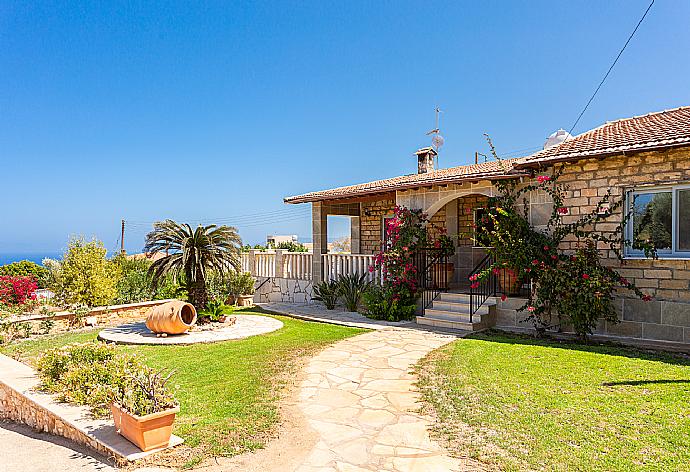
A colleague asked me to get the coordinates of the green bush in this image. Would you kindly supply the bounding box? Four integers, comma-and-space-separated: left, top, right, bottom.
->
275, 241, 308, 252
360, 284, 417, 321
337, 273, 370, 312
199, 299, 235, 322
35, 342, 177, 417
112, 255, 181, 304
0, 261, 49, 288
51, 238, 120, 307
312, 279, 340, 310
227, 271, 255, 298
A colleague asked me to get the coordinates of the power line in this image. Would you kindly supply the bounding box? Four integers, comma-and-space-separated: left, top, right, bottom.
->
568, 0, 655, 135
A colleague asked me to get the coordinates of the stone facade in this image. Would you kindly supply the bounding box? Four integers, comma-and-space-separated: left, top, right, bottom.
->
254, 276, 314, 304
552, 146, 690, 303
360, 198, 396, 255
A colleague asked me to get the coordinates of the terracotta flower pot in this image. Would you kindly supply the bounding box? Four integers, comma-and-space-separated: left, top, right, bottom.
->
431, 262, 455, 289
235, 294, 254, 307
498, 268, 521, 295
111, 403, 179, 452
145, 300, 197, 335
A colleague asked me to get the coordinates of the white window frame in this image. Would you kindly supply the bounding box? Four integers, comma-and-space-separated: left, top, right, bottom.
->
625, 184, 690, 259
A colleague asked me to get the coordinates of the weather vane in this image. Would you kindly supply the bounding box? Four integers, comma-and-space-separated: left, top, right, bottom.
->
426, 107, 444, 169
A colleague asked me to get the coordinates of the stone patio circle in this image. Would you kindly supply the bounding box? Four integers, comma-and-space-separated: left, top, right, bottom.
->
98, 314, 283, 345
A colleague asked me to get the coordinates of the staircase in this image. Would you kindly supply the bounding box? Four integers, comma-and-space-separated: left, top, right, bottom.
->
416, 292, 497, 331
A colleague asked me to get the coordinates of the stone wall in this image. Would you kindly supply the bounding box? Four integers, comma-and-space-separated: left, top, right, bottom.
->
254, 277, 314, 304
553, 146, 690, 303
360, 199, 396, 255
522, 146, 690, 339
0, 355, 119, 462
494, 296, 690, 348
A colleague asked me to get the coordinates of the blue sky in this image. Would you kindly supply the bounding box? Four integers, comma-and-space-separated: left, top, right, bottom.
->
2, 0, 689, 256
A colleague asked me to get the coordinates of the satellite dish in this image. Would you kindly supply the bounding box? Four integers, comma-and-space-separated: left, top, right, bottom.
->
432, 134, 445, 149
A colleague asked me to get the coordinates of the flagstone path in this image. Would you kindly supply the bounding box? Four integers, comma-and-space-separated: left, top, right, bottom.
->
292, 327, 479, 472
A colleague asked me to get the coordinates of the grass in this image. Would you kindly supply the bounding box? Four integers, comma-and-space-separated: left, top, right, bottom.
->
416, 330, 690, 472
1, 309, 364, 468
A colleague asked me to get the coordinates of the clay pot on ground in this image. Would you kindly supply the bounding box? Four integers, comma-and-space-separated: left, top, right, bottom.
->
225, 294, 254, 307
111, 403, 179, 452
498, 268, 522, 295
431, 262, 455, 290
145, 301, 197, 335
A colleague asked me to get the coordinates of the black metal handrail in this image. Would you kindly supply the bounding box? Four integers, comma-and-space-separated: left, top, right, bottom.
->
414, 246, 450, 315
468, 253, 497, 323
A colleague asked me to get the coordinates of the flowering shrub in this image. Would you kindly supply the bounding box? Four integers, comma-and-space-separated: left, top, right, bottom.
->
474, 137, 655, 338
0, 275, 38, 306
0, 261, 49, 288
363, 205, 454, 321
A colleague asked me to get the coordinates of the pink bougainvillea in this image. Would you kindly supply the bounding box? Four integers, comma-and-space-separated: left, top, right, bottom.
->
0, 275, 37, 306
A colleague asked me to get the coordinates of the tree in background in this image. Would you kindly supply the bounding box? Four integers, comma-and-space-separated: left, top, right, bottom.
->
144, 220, 242, 309
0, 260, 49, 288
51, 237, 120, 307
330, 237, 351, 253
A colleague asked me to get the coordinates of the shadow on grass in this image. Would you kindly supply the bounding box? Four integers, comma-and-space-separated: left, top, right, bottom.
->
602, 379, 690, 386
465, 329, 690, 367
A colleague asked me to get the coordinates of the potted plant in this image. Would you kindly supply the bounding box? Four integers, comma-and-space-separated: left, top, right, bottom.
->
225, 271, 256, 307
111, 367, 179, 452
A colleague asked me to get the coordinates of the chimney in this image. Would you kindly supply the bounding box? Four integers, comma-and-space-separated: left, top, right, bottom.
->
414, 147, 437, 174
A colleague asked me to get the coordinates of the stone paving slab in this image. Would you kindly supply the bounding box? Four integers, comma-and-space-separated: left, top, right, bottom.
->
98, 314, 283, 345
293, 327, 479, 471
258, 302, 415, 330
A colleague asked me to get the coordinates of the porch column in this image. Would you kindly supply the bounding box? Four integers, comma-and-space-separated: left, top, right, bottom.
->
311, 202, 328, 284
350, 214, 361, 254
445, 199, 459, 284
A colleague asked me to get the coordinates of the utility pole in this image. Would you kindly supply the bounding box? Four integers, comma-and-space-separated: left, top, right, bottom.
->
120, 219, 125, 254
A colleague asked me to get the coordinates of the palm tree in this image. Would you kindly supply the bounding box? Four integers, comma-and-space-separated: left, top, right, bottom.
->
144, 220, 242, 308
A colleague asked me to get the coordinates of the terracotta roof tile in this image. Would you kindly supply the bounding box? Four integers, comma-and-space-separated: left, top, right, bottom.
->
284, 158, 526, 204
519, 106, 690, 166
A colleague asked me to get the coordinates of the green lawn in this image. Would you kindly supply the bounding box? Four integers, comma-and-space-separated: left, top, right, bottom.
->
417, 331, 690, 472
1, 309, 364, 468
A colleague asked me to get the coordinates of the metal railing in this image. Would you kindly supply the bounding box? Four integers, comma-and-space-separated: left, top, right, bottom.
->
414, 246, 450, 315
468, 254, 498, 322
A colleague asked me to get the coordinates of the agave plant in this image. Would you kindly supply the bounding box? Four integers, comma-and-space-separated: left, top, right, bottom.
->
144, 220, 242, 309
337, 273, 371, 312
312, 279, 340, 310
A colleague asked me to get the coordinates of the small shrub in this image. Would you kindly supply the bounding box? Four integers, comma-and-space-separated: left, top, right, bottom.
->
360, 285, 417, 322
227, 271, 256, 298
337, 273, 370, 312
199, 299, 235, 322
51, 237, 120, 307
35, 342, 177, 417
0, 261, 49, 288
275, 241, 308, 252
116, 367, 177, 417
312, 280, 340, 310
0, 275, 38, 306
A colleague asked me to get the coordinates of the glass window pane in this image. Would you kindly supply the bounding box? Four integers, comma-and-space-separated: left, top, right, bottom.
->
678, 190, 690, 251
632, 191, 672, 252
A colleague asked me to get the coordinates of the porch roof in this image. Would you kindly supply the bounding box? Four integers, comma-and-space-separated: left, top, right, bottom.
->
517, 106, 690, 167
284, 158, 527, 204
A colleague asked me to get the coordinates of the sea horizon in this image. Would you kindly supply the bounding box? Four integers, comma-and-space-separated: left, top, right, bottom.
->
0, 252, 63, 266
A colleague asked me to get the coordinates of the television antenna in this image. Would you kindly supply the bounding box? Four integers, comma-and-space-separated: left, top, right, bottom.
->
426, 107, 444, 169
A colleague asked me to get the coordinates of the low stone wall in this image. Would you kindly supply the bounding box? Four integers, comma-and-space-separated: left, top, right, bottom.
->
254, 277, 314, 305
495, 296, 690, 350
0, 353, 182, 461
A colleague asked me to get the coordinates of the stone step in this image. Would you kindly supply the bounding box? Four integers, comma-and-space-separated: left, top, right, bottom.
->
423, 308, 483, 323
416, 315, 481, 331
430, 300, 490, 315
436, 292, 497, 305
